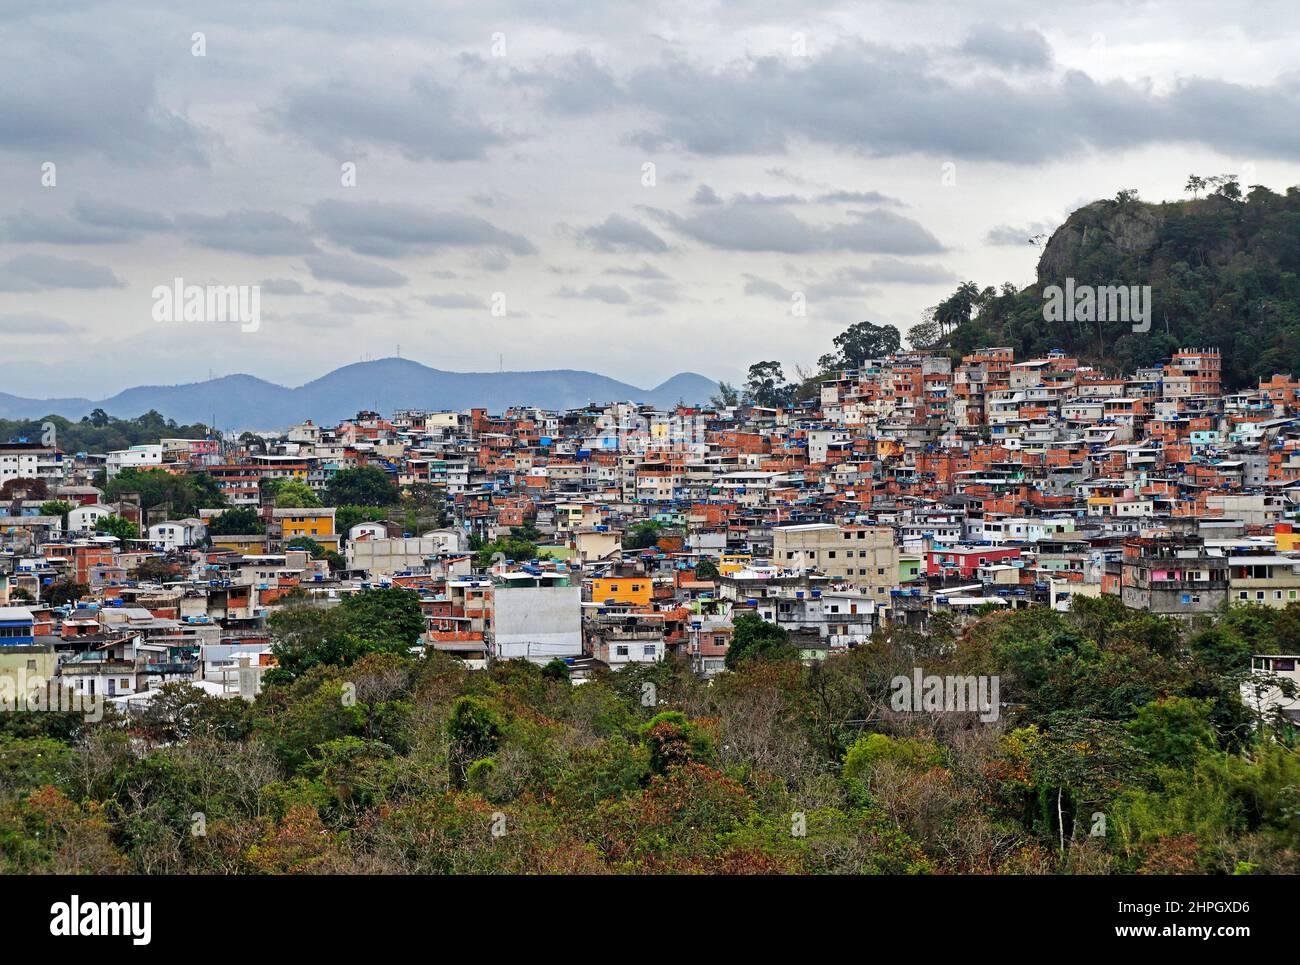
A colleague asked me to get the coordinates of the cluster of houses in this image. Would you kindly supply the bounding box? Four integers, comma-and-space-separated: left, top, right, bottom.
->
1, 344, 1299, 722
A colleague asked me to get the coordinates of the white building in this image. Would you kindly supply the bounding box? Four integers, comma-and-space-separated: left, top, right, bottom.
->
147, 518, 207, 551
489, 573, 582, 663
106, 444, 163, 477
66, 504, 115, 533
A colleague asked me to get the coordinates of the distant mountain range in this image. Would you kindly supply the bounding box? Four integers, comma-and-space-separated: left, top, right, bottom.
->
0, 358, 719, 431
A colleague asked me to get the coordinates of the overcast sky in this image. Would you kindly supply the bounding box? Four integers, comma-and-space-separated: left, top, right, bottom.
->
2, 0, 1299, 399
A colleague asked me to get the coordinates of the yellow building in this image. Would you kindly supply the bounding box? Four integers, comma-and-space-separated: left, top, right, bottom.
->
210, 534, 268, 553
0, 645, 58, 695
589, 575, 652, 607
1276, 528, 1300, 552
719, 553, 752, 576
272, 507, 336, 538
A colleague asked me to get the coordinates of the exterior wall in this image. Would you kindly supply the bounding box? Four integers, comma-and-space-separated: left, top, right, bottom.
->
346, 537, 443, 575
491, 585, 582, 661
589, 576, 652, 606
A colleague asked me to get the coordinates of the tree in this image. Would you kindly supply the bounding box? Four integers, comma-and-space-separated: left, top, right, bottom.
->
474, 537, 538, 568
265, 478, 320, 508
40, 500, 73, 527
1184, 174, 1207, 199
623, 520, 663, 551
134, 558, 183, 582
831, 320, 901, 368
744, 361, 793, 409
709, 382, 740, 408
694, 558, 720, 581
286, 537, 326, 559
325, 466, 398, 507
338, 587, 425, 651
94, 515, 137, 541
207, 507, 265, 536
932, 281, 981, 338
541, 659, 571, 681
44, 578, 88, 607
724, 614, 793, 669
0, 477, 48, 500
1211, 175, 1242, 201
103, 468, 224, 517
906, 314, 941, 350
1127, 697, 1217, 769
267, 588, 422, 681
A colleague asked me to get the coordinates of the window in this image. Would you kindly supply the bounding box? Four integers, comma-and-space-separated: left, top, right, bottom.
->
615, 646, 629, 657
643, 645, 656, 656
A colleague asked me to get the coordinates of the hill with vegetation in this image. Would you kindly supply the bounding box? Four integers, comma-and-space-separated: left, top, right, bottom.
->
915, 179, 1300, 389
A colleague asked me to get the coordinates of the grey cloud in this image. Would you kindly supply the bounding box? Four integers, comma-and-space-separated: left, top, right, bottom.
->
576, 214, 669, 253
601, 43, 1300, 162
0, 312, 79, 334
304, 253, 408, 288
474, 250, 511, 271
527, 50, 623, 114
742, 274, 793, 299
73, 198, 173, 232
0, 253, 125, 291
985, 221, 1057, 245
311, 200, 536, 257
5, 199, 174, 245
176, 210, 318, 255
604, 262, 669, 280
0, 51, 208, 163
261, 278, 308, 295
647, 198, 944, 253
277, 77, 501, 161
959, 24, 1053, 71
693, 185, 723, 205
557, 283, 631, 304
816, 190, 903, 206
422, 293, 485, 309
635, 280, 684, 303
827, 258, 957, 285
3, 210, 131, 244
326, 292, 387, 313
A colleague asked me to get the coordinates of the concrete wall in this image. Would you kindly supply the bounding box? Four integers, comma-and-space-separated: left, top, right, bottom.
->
492, 585, 581, 662
347, 537, 445, 575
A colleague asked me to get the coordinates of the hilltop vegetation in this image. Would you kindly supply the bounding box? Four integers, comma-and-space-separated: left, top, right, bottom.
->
1, 592, 1296, 875
0, 409, 210, 455
919, 181, 1300, 390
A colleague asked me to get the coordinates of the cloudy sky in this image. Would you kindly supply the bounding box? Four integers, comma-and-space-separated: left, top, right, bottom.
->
2, 0, 1299, 399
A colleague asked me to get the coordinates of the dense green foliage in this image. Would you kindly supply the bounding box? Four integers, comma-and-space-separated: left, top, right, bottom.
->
94, 514, 138, 541
264, 478, 320, 508
0, 410, 209, 457
1, 595, 1296, 874
104, 468, 225, 518
939, 185, 1300, 390
325, 466, 399, 507
206, 507, 264, 536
